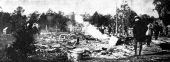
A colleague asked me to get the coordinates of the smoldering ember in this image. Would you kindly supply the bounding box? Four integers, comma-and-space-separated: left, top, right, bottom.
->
0, 0, 170, 62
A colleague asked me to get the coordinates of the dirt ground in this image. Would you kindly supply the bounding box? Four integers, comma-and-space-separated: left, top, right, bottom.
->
79, 37, 170, 62
0, 34, 170, 62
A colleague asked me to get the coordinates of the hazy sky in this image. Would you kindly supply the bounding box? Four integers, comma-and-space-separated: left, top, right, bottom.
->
0, 0, 158, 17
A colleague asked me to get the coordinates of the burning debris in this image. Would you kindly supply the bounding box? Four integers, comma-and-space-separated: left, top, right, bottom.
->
32, 28, 136, 62
27, 14, 140, 62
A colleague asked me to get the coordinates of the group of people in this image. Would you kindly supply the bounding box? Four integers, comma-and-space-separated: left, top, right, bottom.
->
133, 16, 163, 56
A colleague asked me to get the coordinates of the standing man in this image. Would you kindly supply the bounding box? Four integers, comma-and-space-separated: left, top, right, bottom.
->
153, 22, 160, 40
133, 16, 147, 55
146, 23, 154, 47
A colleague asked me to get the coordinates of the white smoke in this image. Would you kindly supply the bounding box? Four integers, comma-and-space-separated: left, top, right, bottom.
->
75, 14, 109, 39
83, 23, 119, 46
82, 22, 109, 40
75, 14, 118, 46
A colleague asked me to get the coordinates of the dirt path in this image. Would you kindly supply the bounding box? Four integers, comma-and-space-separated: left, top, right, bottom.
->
80, 37, 170, 62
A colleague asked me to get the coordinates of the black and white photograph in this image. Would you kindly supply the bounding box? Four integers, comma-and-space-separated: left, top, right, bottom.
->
0, 0, 170, 62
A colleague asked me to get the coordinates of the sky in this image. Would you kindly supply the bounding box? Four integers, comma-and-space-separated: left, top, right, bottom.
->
0, 0, 158, 17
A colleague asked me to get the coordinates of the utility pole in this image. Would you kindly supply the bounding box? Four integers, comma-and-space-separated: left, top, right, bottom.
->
115, 1, 118, 35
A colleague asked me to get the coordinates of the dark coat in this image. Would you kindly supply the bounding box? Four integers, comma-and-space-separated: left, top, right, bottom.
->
133, 21, 147, 42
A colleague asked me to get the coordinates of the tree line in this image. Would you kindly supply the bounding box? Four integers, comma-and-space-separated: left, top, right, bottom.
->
82, 1, 156, 35
0, 6, 74, 34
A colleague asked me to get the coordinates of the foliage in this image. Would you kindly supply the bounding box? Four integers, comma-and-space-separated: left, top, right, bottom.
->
153, 0, 170, 26
116, 2, 137, 28
10, 6, 27, 33
84, 12, 114, 27
5, 6, 37, 62
0, 12, 11, 33
7, 25, 37, 62
0, 8, 73, 33
28, 11, 40, 24
37, 10, 71, 32
140, 14, 155, 24
37, 13, 47, 29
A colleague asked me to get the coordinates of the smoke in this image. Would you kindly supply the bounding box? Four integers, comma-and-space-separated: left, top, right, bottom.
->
82, 22, 109, 39
68, 15, 109, 40
75, 15, 118, 46
74, 14, 108, 39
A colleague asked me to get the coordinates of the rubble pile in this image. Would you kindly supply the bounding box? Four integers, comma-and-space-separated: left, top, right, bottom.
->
67, 48, 91, 62
89, 45, 134, 59
35, 33, 57, 44
32, 30, 137, 61
76, 40, 135, 59
32, 32, 72, 61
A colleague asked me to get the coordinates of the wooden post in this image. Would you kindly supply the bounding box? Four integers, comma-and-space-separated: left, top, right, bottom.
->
115, 1, 118, 35
46, 25, 48, 32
